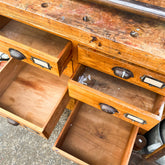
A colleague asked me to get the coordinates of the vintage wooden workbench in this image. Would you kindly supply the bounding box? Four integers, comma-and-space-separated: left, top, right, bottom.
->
0, 0, 165, 164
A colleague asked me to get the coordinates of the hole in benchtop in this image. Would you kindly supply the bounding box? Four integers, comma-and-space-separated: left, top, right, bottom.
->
41, 3, 48, 8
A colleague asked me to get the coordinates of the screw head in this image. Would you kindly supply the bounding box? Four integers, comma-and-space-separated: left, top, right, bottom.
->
130, 31, 139, 37
83, 16, 90, 22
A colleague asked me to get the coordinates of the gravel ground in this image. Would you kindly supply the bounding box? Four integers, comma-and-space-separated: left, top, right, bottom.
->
0, 109, 77, 165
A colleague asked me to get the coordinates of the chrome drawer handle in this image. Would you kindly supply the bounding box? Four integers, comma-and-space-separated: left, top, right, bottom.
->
112, 67, 134, 79
7, 118, 19, 126
9, 48, 26, 60
99, 103, 118, 114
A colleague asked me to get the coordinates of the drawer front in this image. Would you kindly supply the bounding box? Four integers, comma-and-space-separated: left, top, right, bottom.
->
68, 66, 165, 130
78, 46, 165, 96
0, 16, 72, 76
0, 58, 70, 138
53, 102, 139, 165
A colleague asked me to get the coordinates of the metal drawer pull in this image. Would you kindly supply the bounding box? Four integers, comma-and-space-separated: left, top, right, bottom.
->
112, 67, 134, 79
31, 57, 52, 70
7, 118, 19, 126
141, 75, 165, 89
99, 103, 118, 114
124, 113, 146, 124
9, 48, 26, 60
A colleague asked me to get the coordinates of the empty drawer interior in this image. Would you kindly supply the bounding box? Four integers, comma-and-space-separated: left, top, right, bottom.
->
0, 59, 69, 127
75, 67, 163, 113
55, 103, 137, 165
0, 18, 69, 57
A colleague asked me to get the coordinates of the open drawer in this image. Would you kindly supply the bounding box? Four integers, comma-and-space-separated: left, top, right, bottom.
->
68, 65, 165, 130
0, 16, 72, 76
78, 46, 165, 96
53, 102, 139, 165
0, 58, 70, 138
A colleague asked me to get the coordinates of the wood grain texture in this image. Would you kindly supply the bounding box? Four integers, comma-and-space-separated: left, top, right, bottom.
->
0, 59, 69, 138
0, 1, 165, 75
78, 46, 165, 96
0, 18, 72, 76
68, 65, 165, 130
54, 103, 138, 165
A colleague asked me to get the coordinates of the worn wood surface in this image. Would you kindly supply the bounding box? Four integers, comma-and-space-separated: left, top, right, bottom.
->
0, 0, 165, 75
0, 58, 69, 138
54, 102, 138, 165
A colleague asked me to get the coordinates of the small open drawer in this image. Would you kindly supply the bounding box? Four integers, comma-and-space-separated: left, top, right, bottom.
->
78, 46, 165, 96
0, 58, 70, 138
0, 16, 72, 76
53, 102, 139, 165
68, 66, 165, 130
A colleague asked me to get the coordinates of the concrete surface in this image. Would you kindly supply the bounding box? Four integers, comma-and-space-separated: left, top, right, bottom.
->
0, 109, 77, 165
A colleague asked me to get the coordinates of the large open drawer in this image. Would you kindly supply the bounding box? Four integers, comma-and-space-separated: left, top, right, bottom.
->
0, 16, 72, 76
0, 58, 70, 138
53, 102, 138, 165
68, 65, 165, 130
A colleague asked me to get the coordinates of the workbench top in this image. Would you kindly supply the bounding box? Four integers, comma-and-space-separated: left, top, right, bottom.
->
0, 0, 165, 74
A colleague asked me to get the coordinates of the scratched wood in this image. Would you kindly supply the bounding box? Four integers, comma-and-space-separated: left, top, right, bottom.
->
0, 0, 165, 75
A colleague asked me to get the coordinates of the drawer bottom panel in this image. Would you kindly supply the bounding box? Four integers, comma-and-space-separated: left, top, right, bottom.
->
54, 102, 138, 165
0, 59, 69, 138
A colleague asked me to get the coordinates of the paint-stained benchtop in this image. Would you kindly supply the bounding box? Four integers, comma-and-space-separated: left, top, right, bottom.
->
0, 0, 165, 74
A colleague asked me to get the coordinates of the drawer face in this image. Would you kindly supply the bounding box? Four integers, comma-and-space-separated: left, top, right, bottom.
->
68, 66, 165, 130
0, 58, 70, 138
78, 46, 165, 96
53, 102, 138, 165
0, 16, 72, 76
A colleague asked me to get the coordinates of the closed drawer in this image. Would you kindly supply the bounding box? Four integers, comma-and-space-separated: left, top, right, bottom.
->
68, 65, 165, 130
78, 46, 165, 96
53, 102, 138, 165
0, 16, 72, 76
0, 58, 70, 138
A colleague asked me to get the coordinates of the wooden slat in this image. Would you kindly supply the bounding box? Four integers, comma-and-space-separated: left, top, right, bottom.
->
121, 126, 139, 165
0, 58, 25, 96
42, 91, 70, 139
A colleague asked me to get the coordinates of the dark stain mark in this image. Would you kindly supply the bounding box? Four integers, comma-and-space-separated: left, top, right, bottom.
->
16, 77, 44, 91
98, 42, 102, 47
89, 36, 97, 43
118, 51, 121, 54
9, 97, 15, 102
95, 128, 105, 139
